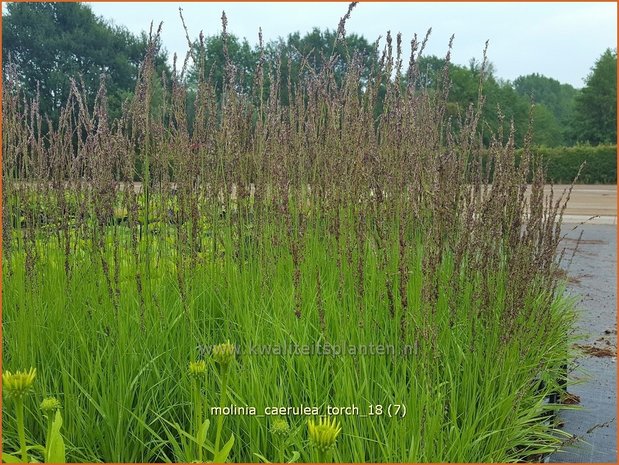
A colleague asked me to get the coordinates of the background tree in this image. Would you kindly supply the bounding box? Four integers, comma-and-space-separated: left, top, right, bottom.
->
570, 48, 617, 145
188, 34, 257, 96
2, 2, 170, 123
260, 28, 378, 105
514, 74, 577, 122
529, 104, 564, 147
514, 73, 577, 145
276, 28, 377, 81
185, 28, 378, 107
3, 3, 613, 150
417, 56, 531, 146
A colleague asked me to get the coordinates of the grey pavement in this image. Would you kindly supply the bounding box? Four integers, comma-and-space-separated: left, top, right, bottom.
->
550, 223, 617, 463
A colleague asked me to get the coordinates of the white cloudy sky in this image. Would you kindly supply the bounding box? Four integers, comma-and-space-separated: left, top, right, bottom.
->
87, 2, 617, 88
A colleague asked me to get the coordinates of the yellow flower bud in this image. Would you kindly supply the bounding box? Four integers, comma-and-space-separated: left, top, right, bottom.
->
188, 360, 207, 378
2, 368, 36, 400
212, 341, 236, 367
270, 417, 290, 437
40, 396, 62, 414
307, 417, 342, 453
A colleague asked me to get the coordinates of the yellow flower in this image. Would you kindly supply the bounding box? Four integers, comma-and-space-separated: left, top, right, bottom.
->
2, 368, 36, 400
212, 341, 236, 367
188, 360, 207, 378
40, 396, 62, 414
307, 417, 342, 453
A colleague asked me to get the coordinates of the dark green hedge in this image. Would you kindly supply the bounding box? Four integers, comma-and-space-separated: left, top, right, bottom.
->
521, 145, 617, 184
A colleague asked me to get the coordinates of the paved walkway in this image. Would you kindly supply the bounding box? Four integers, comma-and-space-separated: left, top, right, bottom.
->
550, 224, 617, 463
555, 185, 616, 216
547, 185, 616, 224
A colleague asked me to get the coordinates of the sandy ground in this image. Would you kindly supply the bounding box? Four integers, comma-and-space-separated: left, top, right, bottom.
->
552, 185, 616, 216
550, 224, 617, 463
544, 185, 616, 224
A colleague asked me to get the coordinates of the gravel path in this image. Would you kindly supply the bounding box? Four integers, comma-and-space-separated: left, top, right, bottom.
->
550, 223, 617, 463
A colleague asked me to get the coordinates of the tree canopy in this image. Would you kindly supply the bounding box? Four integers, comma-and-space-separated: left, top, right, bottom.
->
2, 2, 169, 122
571, 48, 617, 145
3, 3, 615, 148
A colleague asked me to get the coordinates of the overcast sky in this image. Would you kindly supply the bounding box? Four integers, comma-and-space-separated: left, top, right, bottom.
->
87, 2, 617, 88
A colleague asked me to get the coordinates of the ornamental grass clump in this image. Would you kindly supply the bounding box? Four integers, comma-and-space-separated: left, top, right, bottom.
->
2, 4, 580, 462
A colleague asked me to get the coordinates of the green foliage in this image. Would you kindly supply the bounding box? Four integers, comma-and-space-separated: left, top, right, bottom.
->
2, 3, 611, 149
157, 417, 214, 463
571, 48, 617, 145
514, 73, 577, 124
187, 28, 377, 106
530, 104, 564, 147
44, 411, 67, 464
272, 28, 378, 85
188, 34, 258, 96
527, 144, 617, 184
2, 2, 169, 122
418, 56, 535, 146
2, 216, 576, 462
1, 376, 66, 464
514, 73, 579, 146
1, 11, 584, 462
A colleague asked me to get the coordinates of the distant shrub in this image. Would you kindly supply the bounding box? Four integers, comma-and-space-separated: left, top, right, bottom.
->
527, 144, 617, 184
